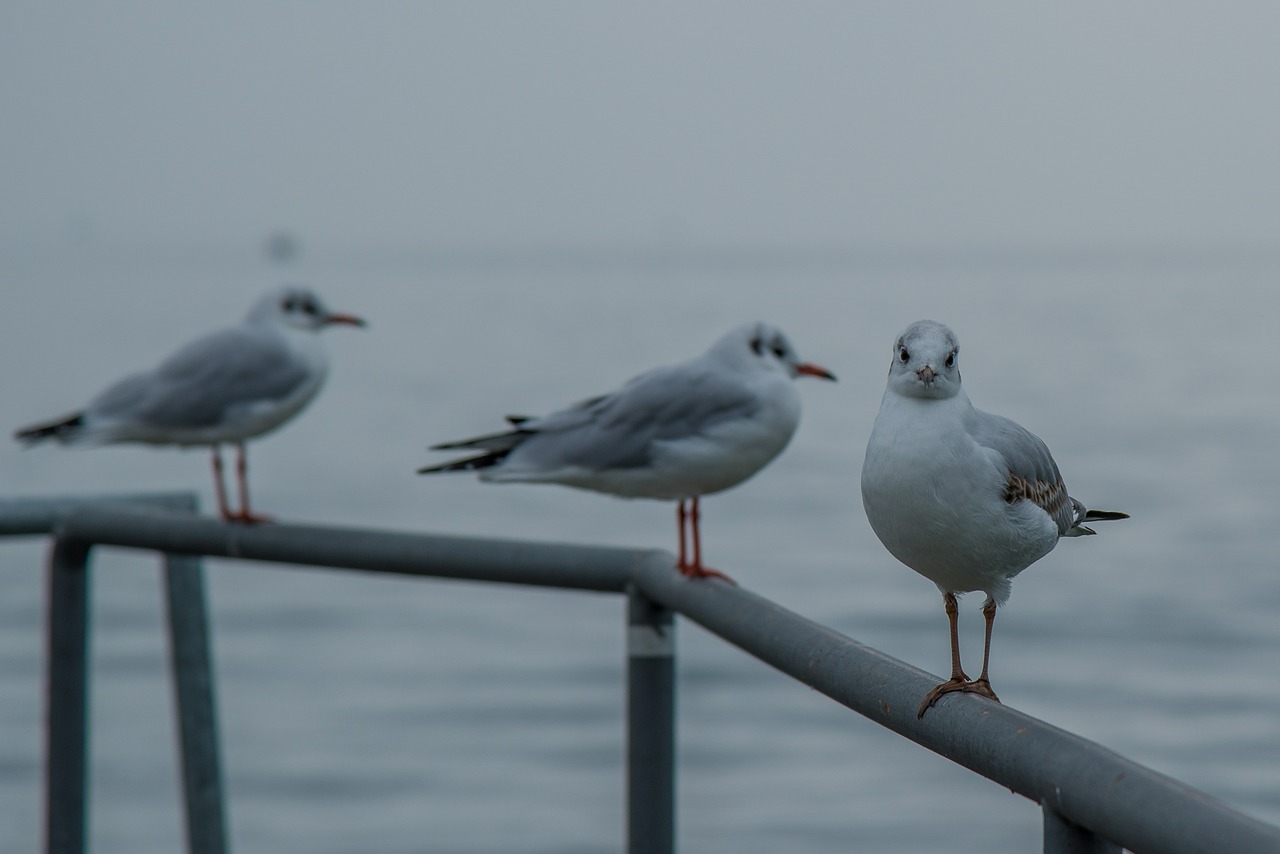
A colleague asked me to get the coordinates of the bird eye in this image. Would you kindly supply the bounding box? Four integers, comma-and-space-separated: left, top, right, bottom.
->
945, 351, 955, 368
300, 298, 319, 315
898, 347, 910, 363
749, 336, 763, 356
281, 297, 297, 312
771, 344, 787, 359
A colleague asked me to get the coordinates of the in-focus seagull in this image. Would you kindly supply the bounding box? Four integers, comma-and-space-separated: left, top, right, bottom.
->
15, 284, 365, 523
861, 320, 1127, 717
419, 322, 836, 581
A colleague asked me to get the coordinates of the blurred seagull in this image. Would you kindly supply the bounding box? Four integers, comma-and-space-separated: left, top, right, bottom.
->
419, 322, 836, 581
860, 320, 1127, 717
15, 285, 365, 523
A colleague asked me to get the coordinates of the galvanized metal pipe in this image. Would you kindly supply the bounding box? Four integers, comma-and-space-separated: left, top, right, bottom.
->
629, 557, 1280, 854
626, 586, 675, 854
22, 501, 1280, 854
1044, 805, 1122, 854
0, 493, 196, 537
45, 537, 92, 854
57, 505, 641, 593
164, 553, 229, 854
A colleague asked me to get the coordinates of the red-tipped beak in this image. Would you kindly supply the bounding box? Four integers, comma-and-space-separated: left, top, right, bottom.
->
796, 362, 837, 381
324, 313, 366, 328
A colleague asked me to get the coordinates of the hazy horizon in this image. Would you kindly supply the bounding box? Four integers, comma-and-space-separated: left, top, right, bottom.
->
6, 4, 1280, 258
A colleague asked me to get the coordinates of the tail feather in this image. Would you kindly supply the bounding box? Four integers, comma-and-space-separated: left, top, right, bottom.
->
429, 428, 527, 454
15, 413, 85, 446
417, 451, 509, 475
421, 427, 531, 475
1065, 500, 1129, 537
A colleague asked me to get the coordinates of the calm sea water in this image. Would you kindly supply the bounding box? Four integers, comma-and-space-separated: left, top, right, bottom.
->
3, 246, 1279, 852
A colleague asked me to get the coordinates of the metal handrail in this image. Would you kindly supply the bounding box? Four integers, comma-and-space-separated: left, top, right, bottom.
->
9, 496, 1280, 854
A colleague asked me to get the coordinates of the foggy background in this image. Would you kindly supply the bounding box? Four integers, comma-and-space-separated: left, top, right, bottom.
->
5, 4, 1280, 256
3, 5, 1280, 854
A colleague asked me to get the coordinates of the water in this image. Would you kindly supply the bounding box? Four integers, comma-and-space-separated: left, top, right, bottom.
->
3, 246, 1279, 852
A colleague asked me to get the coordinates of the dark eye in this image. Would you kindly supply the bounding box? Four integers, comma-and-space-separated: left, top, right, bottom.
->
299, 298, 319, 315
749, 336, 763, 356
281, 297, 296, 312
945, 351, 955, 368
771, 344, 786, 359
898, 347, 910, 363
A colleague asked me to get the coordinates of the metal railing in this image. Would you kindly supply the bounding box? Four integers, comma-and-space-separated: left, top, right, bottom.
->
7, 492, 1280, 854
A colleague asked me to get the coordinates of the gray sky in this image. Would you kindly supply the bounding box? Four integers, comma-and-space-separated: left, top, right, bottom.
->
4, 3, 1280, 255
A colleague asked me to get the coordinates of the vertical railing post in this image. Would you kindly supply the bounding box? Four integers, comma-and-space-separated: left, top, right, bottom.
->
45, 536, 92, 854
1043, 805, 1122, 853
627, 585, 675, 854
164, 552, 229, 854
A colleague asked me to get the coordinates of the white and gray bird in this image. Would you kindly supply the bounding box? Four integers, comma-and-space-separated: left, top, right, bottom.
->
861, 320, 1126, 716
15, 285, 365, 523
419, 322, 836, 581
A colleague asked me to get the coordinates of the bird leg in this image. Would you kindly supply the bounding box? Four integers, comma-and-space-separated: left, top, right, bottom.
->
211, 446, 233, 522
676, 500, 688, 570
969, 598, 1001, 702
917, 591, 1000, 717
225, 445, 272, 524
209, 445, 272, 524
675, 497, 734, 583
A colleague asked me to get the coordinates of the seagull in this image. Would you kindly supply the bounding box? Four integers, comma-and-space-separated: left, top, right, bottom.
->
15, 284, 365, 524
418, 322, 836, 581
860, 320, 1127, 717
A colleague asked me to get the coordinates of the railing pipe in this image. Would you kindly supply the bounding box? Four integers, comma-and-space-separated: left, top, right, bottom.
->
1043, 806, 1123, 854
629, 556, 1280, 854
45, 536, 93, 854
17, 501, 1280, 854
0, 493, 196, 537
164, 552, 228, 854
56, 506, 639, 593
626, 586, 675, 854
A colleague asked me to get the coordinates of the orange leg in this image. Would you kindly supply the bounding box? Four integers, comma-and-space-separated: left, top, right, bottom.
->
211, 442, 273, 525
917, 592, 999, 717
970, 598, 1001, 701
228, 442, 273, 525
676, 501, 688, 570
675, 497, 734, 583
211, 446, 233, 521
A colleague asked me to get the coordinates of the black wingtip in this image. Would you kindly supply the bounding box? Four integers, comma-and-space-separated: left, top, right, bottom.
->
1084, 509, 1130, 522
15, 413, 84, 445
417, 453, 504, 475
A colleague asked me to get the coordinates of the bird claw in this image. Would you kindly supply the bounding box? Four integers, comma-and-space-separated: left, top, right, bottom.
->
221, 510, 274, 526
917, 677, 1000, 718
677, 562, 737, 585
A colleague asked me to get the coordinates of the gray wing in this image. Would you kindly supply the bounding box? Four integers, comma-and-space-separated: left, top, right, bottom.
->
511, 363, 761, 471
90, 327, 310, 428
967, 408, 1076, 536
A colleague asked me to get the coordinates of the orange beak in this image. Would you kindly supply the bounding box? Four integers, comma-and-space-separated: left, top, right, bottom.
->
324, 313, 366, 328
796, 362, 837, 381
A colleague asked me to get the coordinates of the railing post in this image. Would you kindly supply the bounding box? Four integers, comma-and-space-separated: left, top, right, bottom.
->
627, 585, 675, 854
45, 536, 92, 854
1044, 805, 1122, 853
164, 553, 229, 854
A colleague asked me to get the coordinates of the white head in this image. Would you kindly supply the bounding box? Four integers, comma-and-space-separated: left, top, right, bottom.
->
886, 320, 961, 400
246, 285, 366, 332
708, 322, 837, 382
